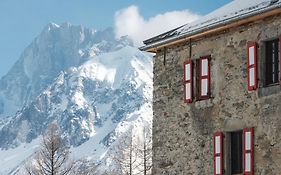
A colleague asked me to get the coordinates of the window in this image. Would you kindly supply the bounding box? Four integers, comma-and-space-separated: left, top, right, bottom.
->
183, 56, 211, 103
230, 131, 243, 174
265, 39, 280, 86
213, 128, 254, 175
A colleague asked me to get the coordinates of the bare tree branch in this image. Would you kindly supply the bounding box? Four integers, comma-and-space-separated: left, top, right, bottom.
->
24, 123, 74, 175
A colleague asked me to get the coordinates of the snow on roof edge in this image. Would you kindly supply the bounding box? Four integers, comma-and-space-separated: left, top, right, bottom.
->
140, 0, 281, 52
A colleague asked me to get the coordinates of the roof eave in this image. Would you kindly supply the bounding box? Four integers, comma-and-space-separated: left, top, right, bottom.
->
140, 4, 281, 53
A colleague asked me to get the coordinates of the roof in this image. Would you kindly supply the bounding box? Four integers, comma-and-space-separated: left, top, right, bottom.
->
141, 0, 281, 52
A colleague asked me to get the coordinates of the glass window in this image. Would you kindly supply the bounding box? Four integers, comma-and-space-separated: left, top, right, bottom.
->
231, 131, 243, 174
265, 39, 280, 85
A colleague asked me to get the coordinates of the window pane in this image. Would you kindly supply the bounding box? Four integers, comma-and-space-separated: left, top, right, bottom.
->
245, 131, 251, 150
215, 136, 220, 154
276, 42, 280, 81
245, 153, 251, 172
265, 39, 279, 85
185, 83, 191, 100
272, 42, 275, 63
201, 79, 208, 96
201, 59, 208, 76
249, 46, 255, 65
231, 131, 242, 173
185, 64, 191, 81
249, 67, 255, 86
215, 157, 221, 174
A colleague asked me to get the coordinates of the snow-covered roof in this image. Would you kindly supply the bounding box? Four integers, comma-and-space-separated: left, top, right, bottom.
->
141, 0, 281, 51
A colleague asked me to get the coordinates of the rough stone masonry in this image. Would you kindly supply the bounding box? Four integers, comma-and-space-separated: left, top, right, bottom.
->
152, 14, 281, 175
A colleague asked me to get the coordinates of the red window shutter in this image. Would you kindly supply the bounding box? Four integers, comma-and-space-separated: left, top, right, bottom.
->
199, 56, 211, 99
214, 132, 223, 175
243, 128, 254, 175
184, 61, 193, 103
247, 42, 258, 90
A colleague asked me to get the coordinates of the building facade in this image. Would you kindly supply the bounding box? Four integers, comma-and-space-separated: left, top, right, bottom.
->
141, 1, 281, 175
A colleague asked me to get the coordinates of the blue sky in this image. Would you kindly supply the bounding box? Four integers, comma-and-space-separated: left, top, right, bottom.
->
0, 0, 232, 77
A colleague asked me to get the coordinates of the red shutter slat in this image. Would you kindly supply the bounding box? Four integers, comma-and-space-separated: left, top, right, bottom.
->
243, 128, 254, 175
214, 132, 223, 175
247, 42, 258, 90
184, 60, 193, 103
199, 56, 211, 100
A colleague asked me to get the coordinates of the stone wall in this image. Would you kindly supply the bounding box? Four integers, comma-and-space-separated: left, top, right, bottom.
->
152, 14, 281, 175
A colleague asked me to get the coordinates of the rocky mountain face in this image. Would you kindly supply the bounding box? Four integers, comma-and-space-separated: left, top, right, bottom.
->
0, 23, 152, 174
0, 22, 132, 118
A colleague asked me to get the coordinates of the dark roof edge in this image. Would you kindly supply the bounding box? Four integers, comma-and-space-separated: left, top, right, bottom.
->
143, 25, 183, 45
140, 2, 281, 52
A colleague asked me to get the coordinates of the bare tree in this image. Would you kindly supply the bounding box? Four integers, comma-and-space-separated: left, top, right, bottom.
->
111, 127, 152, 175
111, 131, 139, 175
25, 123, 74, 175
136, 128, 152, 175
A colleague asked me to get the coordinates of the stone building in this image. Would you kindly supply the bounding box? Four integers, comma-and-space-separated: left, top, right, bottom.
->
140, 0, 281, 174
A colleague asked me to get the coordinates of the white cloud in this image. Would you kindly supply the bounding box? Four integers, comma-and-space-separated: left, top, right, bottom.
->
114, 5, 201, 46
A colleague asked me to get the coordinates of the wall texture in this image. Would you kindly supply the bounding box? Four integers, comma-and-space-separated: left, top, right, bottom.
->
152, 14, 281, 175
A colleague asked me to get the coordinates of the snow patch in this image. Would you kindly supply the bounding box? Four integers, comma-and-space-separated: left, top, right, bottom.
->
0, 138, 40, 175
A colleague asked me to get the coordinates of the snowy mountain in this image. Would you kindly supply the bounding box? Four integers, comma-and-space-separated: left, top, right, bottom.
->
0, 22, 132, 118
0, 23, 152, 174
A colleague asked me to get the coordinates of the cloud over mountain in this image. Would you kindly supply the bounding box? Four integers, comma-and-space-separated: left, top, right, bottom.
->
114, 5, 201, 46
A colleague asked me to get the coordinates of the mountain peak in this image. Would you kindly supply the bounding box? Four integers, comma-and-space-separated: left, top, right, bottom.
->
42, 22, 92, 37
44, 22, 60, 31
0, 23, 133, 118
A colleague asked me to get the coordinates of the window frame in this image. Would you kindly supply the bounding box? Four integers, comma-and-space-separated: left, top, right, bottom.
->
264, 38, 280, 86
260, 36, 281, 88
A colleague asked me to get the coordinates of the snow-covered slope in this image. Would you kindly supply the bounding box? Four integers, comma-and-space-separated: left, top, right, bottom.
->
0, 24, 152, 175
